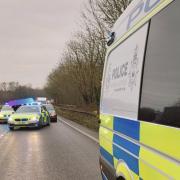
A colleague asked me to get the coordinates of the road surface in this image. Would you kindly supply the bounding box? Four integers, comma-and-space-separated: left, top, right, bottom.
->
0, 119, 101, 180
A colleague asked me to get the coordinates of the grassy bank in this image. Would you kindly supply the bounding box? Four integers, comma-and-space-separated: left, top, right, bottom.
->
55, 106, 99, 131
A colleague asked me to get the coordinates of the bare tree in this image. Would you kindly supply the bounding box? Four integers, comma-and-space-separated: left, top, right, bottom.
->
45, 0, 131, 109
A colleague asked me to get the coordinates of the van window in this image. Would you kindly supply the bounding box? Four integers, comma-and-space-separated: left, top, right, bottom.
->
139, 1, 180, 128
101, 23, 149, 119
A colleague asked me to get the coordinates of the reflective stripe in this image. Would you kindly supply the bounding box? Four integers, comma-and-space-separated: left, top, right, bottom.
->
113, 134, 140, 157
140, 121, 180, 161
114, 117, 140, 141
100, 147, 114, 167
100, 114, 114, 130
100, 133, 175, 179
113, 144, 139, 175
100, 114, 180, 179
100, 127, 113, 155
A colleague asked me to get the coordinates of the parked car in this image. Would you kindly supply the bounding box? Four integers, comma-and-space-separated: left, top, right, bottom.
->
0, 105, 14, 123
44, 104, 57, 123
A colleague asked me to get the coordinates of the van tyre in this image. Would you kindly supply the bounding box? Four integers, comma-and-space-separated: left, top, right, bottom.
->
117, 177, 125, 180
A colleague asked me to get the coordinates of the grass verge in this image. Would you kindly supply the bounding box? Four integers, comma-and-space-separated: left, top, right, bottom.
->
55, 107, 99, 131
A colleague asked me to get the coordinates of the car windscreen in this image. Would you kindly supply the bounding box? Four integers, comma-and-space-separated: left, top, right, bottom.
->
1, 106, 13, 112
45, 104, 54, 111
16, 106, 40, 113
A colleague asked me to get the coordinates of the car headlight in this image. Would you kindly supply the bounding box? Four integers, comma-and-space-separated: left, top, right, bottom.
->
8, 117, 13, 123
30, 116, 37, 121
9, 117, 13, 121
29, 116, 39, 122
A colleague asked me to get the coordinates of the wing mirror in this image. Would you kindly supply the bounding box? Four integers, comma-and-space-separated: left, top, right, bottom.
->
107, 32, 115, 46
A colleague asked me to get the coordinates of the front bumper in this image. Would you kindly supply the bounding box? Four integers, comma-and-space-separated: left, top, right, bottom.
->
9, 123, 39, 128
99, 155, 116, 180
0, 118, 8, 123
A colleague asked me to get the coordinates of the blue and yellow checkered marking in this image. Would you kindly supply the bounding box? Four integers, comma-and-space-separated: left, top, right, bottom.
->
113, 144, 139, 175
113, 134, 140, 157
114, 117, 140, 141
100, 114, 180, 179
100, 147, 114, 167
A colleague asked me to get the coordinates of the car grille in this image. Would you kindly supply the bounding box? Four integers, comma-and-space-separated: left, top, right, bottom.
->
15, 118, 28, 122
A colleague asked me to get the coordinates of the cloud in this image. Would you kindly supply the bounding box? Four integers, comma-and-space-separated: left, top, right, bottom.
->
0, 0, 84, 88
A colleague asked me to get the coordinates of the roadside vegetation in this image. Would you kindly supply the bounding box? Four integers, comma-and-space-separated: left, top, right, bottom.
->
55, 105, 99, 131
45, 0, 131, 126
0, 82, 45, 104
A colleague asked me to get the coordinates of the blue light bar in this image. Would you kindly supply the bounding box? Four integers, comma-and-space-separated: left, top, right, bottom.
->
6, 98, 35, 107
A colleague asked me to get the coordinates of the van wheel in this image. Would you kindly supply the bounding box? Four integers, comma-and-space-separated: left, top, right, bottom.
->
117, 177, 125, 180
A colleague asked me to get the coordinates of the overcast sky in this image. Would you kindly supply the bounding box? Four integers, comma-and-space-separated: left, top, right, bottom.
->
0, 0, 85, 88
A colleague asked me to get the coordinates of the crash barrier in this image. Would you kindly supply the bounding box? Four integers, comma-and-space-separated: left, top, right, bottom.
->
57, 104, 97, 117
55, 105, 99, 131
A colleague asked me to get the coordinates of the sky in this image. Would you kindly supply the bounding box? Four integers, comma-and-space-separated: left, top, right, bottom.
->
0, 0, 84, 88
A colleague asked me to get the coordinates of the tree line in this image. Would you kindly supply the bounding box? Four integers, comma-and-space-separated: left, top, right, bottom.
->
0, 82, 45, 104
45, 0, 131, 109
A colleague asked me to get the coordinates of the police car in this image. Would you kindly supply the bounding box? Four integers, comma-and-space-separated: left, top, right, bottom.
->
0, 105, 14, 123
8, 105, 50, 130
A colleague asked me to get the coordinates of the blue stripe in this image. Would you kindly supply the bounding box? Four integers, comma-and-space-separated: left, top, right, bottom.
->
113, 144, 139, 175
114, 117, 140, 140
101, 171, 108, 180
113, 134, 140, 156
100, 147, 114, 167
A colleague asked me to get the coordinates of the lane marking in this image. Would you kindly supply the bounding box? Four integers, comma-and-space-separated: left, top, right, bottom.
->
58, 117, 99, 144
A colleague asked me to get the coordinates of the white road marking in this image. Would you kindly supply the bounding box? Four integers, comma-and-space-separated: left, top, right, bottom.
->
58, 118, 99, 144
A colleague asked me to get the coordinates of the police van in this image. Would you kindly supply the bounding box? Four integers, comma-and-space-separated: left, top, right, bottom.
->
99, 0, 180, 179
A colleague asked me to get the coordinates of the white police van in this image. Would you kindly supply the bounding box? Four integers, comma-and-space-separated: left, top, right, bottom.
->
99, 0, 180, 179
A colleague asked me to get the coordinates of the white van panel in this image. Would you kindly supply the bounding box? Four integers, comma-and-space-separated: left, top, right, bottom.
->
101, 23, 149, 120
111, 0, 173, 45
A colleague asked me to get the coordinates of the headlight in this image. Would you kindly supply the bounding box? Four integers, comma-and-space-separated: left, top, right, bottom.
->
9, 117, 13, 121
29, 116, 39, 123
30, 116, 37, 121
8, 117, 14, 124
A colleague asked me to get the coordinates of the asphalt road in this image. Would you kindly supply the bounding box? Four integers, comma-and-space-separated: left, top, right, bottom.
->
0, 120, 101, 180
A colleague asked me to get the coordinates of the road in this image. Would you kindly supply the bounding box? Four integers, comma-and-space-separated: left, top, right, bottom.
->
0, 119, 101, 180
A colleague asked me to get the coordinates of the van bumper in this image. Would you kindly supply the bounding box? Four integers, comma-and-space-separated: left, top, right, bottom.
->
99, 155, 116, 180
